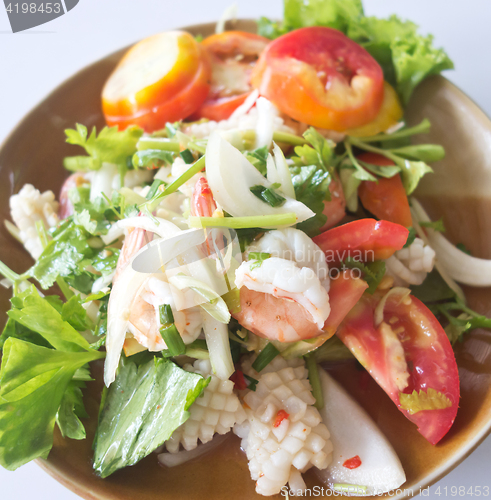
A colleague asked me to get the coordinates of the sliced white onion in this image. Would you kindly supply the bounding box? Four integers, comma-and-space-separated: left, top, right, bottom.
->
255, 97, 275, 149
158, 434, 228, 467
411, 198, 491, 287
101, 222, 124, 245
373, 287, 411, 327
215, 3, 238, 34
316, 368, 406, 496
92, 270, 116, 294
230, 89, 259, 119
267, 143, 295, 199
206, 132, 314, 225
202, 312, 234, 381
117, 216, 181, 239
90, 162, 118, 202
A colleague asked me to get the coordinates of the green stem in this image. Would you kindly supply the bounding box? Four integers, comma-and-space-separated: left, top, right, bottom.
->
142, 156, 206, 212
348, 139, 402, 165
272, 131, 307, 146
56, 277, 75, 300
305, 354, 324, 410
188, 213, 297, 229
136, 137, 180, 152
0, 260, 20, 283
345, 142, 377, 182
347, 118, 430, 143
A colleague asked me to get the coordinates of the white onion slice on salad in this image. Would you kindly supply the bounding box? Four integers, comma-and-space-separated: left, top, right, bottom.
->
205, 132, 314, 225
267, 143, 296, 199
411, 198, 491, 287
158, 434, 228, 467
316, 368, 406, 496
202, 312, 234, 381
255, 96, 275, 149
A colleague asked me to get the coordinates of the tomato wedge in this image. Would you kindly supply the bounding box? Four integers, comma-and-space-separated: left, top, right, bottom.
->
102, 31, 211, 131
192, 31, 269, 121
251, 27, 384, 131
337, 289, 459, 444
323, 270, 368, 336
313, 219, 409, 264
357, 153, 412, 227
320, 173, 347, 232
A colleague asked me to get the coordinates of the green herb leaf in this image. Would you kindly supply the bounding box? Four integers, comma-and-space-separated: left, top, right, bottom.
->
61, 295, 94, 332
403, 227, 417, 248
92, 356, 209, 478
56, 378, 89, 440
257, 16, 289, 39
64, 124, 143, 172
420, 218, 446, 232
7, 286, 92, 352
132, 150, 174, 169
0, 339, 103, 470
343, 258, 386, 294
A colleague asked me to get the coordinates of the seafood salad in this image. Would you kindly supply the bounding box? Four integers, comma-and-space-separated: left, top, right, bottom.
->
2, 0, 491, 497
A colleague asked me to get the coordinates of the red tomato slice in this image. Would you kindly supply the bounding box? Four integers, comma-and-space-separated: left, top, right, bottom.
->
102, 31, 211, 131
357, 153, 412, 227
319, 173, 347, 232
192, 31, 269, 121
337, 289, 459, 444
251, 27, 384, 131
313, 219, 409, 264
323, 270, 368, 336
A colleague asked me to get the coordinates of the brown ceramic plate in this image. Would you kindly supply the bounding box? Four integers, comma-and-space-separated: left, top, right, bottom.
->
1, 19, 491, 500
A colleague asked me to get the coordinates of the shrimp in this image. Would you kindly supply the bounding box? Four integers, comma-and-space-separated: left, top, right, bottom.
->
234, 228, 331, 342
319, 173, 346, 233
127, 276, 202, 351
58, 172, 88, 219
191, 177, 217, 217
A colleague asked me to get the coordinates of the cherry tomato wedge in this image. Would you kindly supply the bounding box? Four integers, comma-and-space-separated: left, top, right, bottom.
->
322, 270, 368, 336
251, 27, 384, 131
313, 219, 409, 264
337, 289, 459, 445
357, 153, 412, 228
192, 31, 269, 121
102, 31, 211, 131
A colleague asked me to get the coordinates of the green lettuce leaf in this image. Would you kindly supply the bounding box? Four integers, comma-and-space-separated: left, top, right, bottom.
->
0, 339, 104, 470
93, 356, 209, 478
64, 124, 143, 172
7, 286, 92, 352
284, 0, 364, 32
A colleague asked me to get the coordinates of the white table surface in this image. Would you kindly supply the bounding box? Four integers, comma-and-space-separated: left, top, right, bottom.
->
1, 0, 490, 498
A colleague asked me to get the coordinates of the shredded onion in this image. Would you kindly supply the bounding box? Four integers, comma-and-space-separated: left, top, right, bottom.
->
255, 97, 275, 149
202, 312, 234, 380
158, 434, 228, 467
411, 199, 491, 288
205, 132, 314, 225
90, 163, 118, 202
266, 143, 295, 199
374, 287, 411, 327
230, 89, 259, 119
215, 3, 238, 34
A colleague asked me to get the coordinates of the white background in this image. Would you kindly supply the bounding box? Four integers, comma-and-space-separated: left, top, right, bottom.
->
1, 0, 491, 498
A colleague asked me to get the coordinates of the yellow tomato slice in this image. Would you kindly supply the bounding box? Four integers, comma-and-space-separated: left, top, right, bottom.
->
346, 82, 403, 137
102, 31, 211, 131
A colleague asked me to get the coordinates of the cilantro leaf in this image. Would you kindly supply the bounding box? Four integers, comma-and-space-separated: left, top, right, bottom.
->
343, 258, 386, 294
56, 378, 90, 440
292, 127, 334, 171
290, 165, 331, 236
93, 356, 209, 478
0, 338, 103, 470
64, 124, 143, 172
420, 218, 446, 233
61, 295, 94, 332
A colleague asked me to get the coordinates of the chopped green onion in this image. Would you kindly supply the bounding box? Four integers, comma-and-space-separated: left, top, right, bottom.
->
141, 156, 205, 211
165, 122, 179, 138
420, 218, 446, 233
305, 354, 324, 410
252, 342, 280, 372
248, 252, 271, 261
180, 149, 195, 164
159, 304, 175, 327
222, 288, 241, 314
185, 347, 209, 359
332, 484, 368, 495
146, 179, 164, 200
272, 130, 307, 146
160, 324, 186, 356
244, 374, 258, 391
250, 183, 286, 207
188, 339, 208, 350
188, 213, 296, 229
348, 118, 430, 144
136, 137, 180, 152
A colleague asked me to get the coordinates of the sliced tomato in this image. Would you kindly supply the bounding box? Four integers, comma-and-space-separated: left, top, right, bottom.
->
337, 289, 459, 444
357, 153, 412, 227
323, 270, 368, 336
346, 82, 403, 137
320, 173, 347, 232
251, 27, 384, 131
102, 31, 211, 131
313, 218, 409, 264
192, 31, 269, 121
